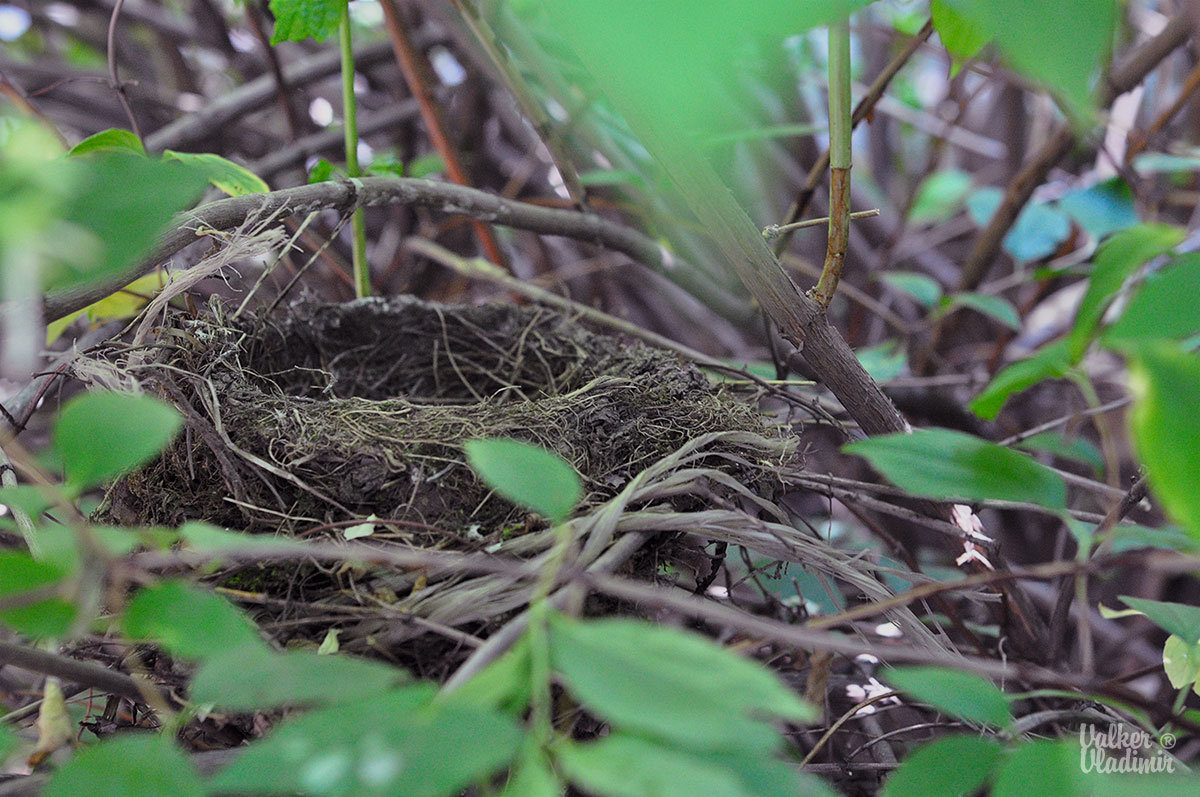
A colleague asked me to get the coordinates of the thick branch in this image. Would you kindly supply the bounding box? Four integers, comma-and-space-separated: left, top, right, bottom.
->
37, 177, 748, 323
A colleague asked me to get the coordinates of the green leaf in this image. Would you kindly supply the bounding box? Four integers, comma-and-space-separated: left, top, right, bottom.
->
1126, 345, 1200, 533
1016, 432, 1104, 476
191, 644, 410, 710
878, 272, 943, 308
885, 667, 1012, 727
52, 391, 182, 490
936, 0, 1118, 124
464, 438, 582, 523
0, 724, 16, 761
162, 150, 268, 196
908, 169, 973, 224
931, 2, 989, 74
51, 153, 207, 292
122, 581, 265, 662
855, 341, 907, 382
549, 614, 814, 752
881, 734, 1003, 797
443, 635, 531, 716
1104, 253, 1200, 345
947, 292, 1021, 331
207, 687, 522, 797
1088, 773, 1200, 797
406, 153, 446, 179
970, 340, 1072, 419
992, 739, 1086, 797
1120, 596, 1200, 645
0, 552, 75, 637
1131, 152, 1200, 175
843, 428, 1067, 509
556, 735, 765, 797
965, 189, 1072, 262
1004, 202, 1072, 262
177, 520, 300, 553
67, 128, 145, 157
0, 485, 56, 519
44, 734, 204, 797
1070, 224, 1186, 360
1162, 634, 1200, 691
268, 0, 344, 44
577, 169, 645, 188
499, 746, 561, 797
307, 157, 335, 183
1110, 524, 1199, 554
1059, 178, 1138, 241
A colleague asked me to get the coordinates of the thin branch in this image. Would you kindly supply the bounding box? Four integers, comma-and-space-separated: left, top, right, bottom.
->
105, 0, 142, 141
0, 639, 147, 704
33, 177, 749, 324
379, 0, 508, 270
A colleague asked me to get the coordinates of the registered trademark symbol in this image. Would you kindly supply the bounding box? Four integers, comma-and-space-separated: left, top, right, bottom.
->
1160, 732, 1176, 749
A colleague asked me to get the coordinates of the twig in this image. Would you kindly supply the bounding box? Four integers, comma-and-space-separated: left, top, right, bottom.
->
762, 209, 879, 239
379, 0, 508, 271
105, 0, 142, 141
0, 639, 147, 704
773, 19, 933, 256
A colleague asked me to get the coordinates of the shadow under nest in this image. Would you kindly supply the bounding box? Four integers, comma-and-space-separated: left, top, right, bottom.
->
92, 296, 812, 676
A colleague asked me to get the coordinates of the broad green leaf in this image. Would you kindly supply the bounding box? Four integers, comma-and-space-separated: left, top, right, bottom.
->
0, 552, 75, 637
843, 428, 1067, 509
885, 666, 1012, 726
268, 0, 343, 44
577, 169, 645, 188
966, 189, 1071, 262
1104, 253, 1200, 345
1131, 152, 1200, 175
443, 635, 531, 716
936, 0, 1118, 124
1120, 596, 1200, 645
44, 734, 203, 797
881, 735, 1003, 797
464, 438, 582, 523
970, 340, 1072, 419
0, 485, 56, 519
878, 272, 942, 308
549, 614, 814, 752
1162, 634, 1200, 692
407, 153, 446, 179
1089, 773, 1200, 797
908, 169, 972, 224
52, 391, 182, 490
308, 157, 335, 183
1110, 524, 1199, 554
67, 128, 145, 157
1070, 224, 1186, 360
51, 153, 207, 291
178, 520, 299, 552
499, 746, 561, 797
0, 724, 15, 761
122, 581, 265, 661
190, 644, 409, 710
855, 341, 907, 382
931, 2, 989, 74
1004, 202, 1072, 262
78, 271, 166, 326
947, 292, 1021, 331
1059, 178, 1138, 241
163, 150, 269, 196
207, 687, 522, 797
1126, 345, 1200, 533
556, 735, 762, 797
992, 739, 1086, 797
1016, 432, 1104, 476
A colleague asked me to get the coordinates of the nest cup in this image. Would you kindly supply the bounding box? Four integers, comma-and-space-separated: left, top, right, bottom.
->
95, 297, 796, 670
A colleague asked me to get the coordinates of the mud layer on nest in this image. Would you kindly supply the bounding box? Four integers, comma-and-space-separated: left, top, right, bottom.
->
99, 296, 791, 544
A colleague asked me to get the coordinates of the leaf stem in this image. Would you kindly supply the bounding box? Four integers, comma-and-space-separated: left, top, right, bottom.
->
338, 2, 370, 297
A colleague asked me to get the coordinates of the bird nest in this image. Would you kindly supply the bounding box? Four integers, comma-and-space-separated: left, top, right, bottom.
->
89, 296, 818, 675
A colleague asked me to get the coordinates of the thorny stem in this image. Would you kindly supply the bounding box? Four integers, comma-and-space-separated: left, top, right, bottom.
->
339, 2, 370, 297
812, 18, 852, 309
